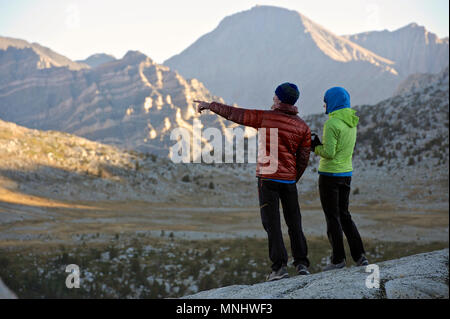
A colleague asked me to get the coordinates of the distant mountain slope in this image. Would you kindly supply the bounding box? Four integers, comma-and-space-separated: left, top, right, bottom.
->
0, 37, 235, 155
305, 65, 449, 174
76, 53, 116, 68
344, 23, 449, 77
164, 5, 400, 115
0, 36, 89, 70
395, 66, 449, 96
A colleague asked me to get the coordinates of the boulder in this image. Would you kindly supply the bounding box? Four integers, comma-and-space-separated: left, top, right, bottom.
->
183, 249, 449, 299
0, 278, 17, 299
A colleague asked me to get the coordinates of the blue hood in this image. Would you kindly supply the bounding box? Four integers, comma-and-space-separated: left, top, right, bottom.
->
324, 87, 351, 114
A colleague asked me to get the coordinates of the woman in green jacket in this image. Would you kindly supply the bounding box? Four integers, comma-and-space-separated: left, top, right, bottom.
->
312, 87, 368, 271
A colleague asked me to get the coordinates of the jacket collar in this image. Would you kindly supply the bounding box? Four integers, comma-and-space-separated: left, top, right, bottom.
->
272, 102, 298, 115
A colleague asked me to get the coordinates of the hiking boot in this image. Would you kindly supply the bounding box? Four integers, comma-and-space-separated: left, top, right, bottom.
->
322, 259, 346, 272
296, 264, 310, 275
266, 266, 289, 282
356, 255, 369, 266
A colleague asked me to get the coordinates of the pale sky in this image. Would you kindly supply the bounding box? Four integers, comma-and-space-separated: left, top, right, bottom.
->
0, 0, 448, 64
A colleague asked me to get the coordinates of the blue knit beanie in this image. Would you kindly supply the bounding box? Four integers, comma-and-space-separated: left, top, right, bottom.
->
275, 82, 300, 105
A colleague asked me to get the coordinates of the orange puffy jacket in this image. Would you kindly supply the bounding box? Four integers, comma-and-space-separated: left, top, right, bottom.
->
209, 102, 311, 181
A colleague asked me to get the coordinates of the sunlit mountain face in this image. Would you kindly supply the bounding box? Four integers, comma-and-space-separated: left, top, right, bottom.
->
0, 37, 242, 157
165, 5, 448, 115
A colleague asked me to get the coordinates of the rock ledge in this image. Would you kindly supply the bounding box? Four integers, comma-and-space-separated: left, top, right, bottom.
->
184, 249, 449, 299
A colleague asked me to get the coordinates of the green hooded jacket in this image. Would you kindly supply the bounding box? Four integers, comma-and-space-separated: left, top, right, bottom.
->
314, 108, 359, 175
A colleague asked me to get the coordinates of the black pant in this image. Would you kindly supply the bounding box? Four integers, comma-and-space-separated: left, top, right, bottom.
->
318, 175, 365, 264
258, 178, 310, 271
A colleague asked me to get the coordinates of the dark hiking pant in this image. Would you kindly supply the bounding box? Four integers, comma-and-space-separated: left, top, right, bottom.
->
318, 175, 366, 264
258, 178, 310, 271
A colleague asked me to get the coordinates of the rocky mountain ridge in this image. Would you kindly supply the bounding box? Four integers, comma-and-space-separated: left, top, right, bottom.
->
0, 35, 89, 71
165, 5, 402, 115
76, 53, 116, 68
0, 37, 234, 156
1, 6, 448, 157
345, 23, 449, 77
164, 5, 448, 115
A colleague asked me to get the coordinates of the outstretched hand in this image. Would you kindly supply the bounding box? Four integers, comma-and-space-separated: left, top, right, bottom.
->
193, 100, 211, 114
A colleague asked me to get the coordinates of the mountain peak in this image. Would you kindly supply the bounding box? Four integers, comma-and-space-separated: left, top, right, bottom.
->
164, 5, 401, 114
216, 4, 302, 31
0, 36, 89, 70
406, 22, 419, 28
122, 50, 151, 64
399, 22, 426, 33
345, 23, 448, 76
76, 53, 116, 68
249, 4, 296, 12
0, 36, 228, 156
180, 5, 394, 66
123, 50, 147, 59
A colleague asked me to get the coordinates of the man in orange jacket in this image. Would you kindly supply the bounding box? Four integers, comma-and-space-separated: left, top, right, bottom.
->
194, 82, 311, 281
